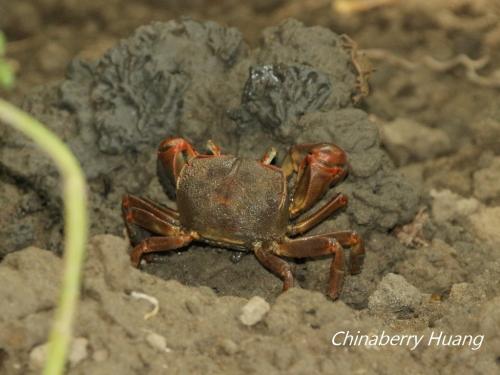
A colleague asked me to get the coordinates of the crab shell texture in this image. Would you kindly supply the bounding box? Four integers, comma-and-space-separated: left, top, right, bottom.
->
176, 156, 289, 249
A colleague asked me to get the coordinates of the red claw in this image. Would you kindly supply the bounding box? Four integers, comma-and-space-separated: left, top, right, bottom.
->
157, 137, 199, 198
286, 144, 349, 217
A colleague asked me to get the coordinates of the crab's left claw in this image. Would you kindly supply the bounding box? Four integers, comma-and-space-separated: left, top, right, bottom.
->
157, 137, 198, 199
283, 143, 348, 218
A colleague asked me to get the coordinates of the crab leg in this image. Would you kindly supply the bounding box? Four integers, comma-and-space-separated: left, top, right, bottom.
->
254, 244, 294, 291
260, 147, 277, 165
123, 194, 179, 224
287, 193, 348, 236
323, 231, 365, 275
282, 143, 348, 218
207, 139, 222, 155
274, 235, 346, 300
130, 235, 193, 267
157, 137, 199, 195
122, 194, 183, 249
124, 206, 181, 237
284, 228, 364, 275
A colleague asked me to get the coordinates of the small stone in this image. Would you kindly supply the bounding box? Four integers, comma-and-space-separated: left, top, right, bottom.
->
469, 207, 500, 244
29, 337, 89, 369
219, 339, 239, 355
68, 337, 88, 367
29, 343, 48, 370
146, 332, 171, 353
473, 157, 500, 202
430, 189, 481, 224
380, 118, 452, 166
239, 296, 271, 326
368, 273, 422, 318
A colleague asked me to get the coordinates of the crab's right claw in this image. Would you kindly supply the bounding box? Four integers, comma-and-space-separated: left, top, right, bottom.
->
284, 143, 348, 218
157, 137, 198, 198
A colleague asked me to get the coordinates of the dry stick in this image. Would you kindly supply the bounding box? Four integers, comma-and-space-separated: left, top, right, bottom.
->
0, 99, 88, 375
361, 48, 500, 88
435, 10, 497, 32
271, 0, 329, 21
333, 0, 400, 14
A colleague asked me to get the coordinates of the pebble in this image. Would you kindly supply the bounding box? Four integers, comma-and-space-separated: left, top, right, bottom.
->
29, 343, 47, 370
68, 337, 88, 367
430, 189, 481, 224
379, 118, 451, 166
29, 337, 89, 369
146, 332, 171, 353
239, 296, 271, 326
368, 273, 422, 318
469, 207, 500, 244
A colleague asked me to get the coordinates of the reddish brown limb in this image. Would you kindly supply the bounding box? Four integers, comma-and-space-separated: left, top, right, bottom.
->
131, 235, 193, 267
123, 206, 181, 237
260, 147, 277, 165
287, 193, 348, 236
123, 194, 179, 223
207, 139, 222, 155
157, 137, 199, 189
254, 244, 294, 292
275, 235, 345, 300
322, 231, 365, 275
282, 143, 348, 218
122, 194, 181, 246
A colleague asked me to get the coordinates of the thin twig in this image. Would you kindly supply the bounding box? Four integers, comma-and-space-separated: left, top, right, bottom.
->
361, 48, 500, 88
341, 34, 374, 103
333, 0, 400, 14
130, 291, 160, 320
435, 10, 497, 32
394, 207, 429, 248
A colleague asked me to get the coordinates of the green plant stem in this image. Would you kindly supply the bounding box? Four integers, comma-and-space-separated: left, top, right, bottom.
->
0, 98, 88, 375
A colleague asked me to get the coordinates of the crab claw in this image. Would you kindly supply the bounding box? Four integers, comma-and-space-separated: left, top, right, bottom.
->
285, 143, 348, 218
157, 137, 198, 199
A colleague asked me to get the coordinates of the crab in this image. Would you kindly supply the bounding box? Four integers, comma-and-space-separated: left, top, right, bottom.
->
122, 137, 365, 299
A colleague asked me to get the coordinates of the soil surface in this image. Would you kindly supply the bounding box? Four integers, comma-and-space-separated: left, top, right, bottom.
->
1, 1, 500, 374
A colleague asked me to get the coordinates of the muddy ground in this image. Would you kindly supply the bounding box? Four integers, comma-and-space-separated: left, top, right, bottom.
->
1, 1, 500, 374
